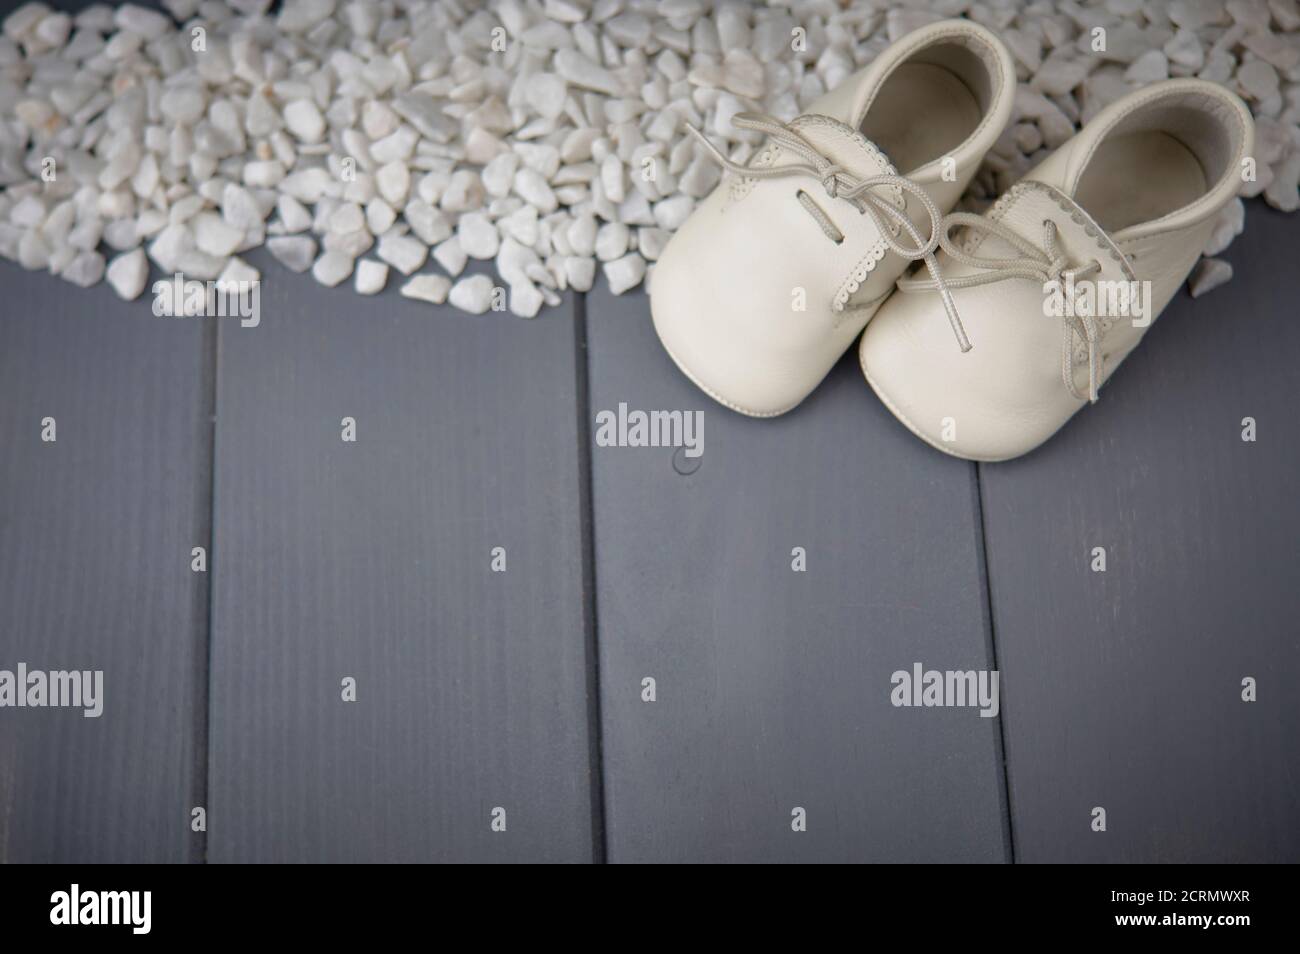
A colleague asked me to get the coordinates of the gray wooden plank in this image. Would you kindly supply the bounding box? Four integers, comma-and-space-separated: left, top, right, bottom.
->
584, 280, 1007, 862
0, 261, 210, 863
980, 202, 1300, 863
208, 256, 596, 862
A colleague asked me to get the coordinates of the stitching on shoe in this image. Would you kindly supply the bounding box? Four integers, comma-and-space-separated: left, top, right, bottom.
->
790, 114, 901, 182
783, 115, 906, 313
832, 239, 891, 312
964, 181, 1137, 282
788, 115, 904, 211
727, 142, 780, 203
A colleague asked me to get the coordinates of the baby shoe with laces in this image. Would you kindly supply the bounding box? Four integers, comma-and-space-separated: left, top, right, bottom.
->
859, 78, 1255, 461
649, 19, 1017, 417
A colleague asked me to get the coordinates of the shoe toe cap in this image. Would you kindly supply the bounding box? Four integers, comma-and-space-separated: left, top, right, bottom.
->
650, 192, 866, 418
860, 293, 1062, 462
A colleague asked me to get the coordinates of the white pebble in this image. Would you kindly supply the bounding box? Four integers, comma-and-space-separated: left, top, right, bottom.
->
526, 74, 569, 119
195, 213, 245, 257
595, 221, 629, 261
283, 99, 326, 143
401, 273, 452, 305
63, 250, 106, 288
565, 256, 596, 292
355, 258, 389, 295
104, 219, 140, 252
497, 236, 542, 286
1188, 257, 1233, 297
404, 199, 451, 245
638, 227, 670, 260
554, 50, 622, 96
160, 86, 206, 124
370, 126, 418, 164
329, 202, 366, 235
115, 4, 171, 39
18, 231, 50, 270
516, 143, 562, 179
448, 274, 496, 314
376, 161, 411, 206
499, 205, 539, 245
149, 224, 194, 273
653, 195, 694, 230
312, 249, 355, 287
244, 160, 286, 188
510, 280, 545, 318
603, 252, 646, 295
33, 11, 71, 48
377, 233, 428, 275
440, 169, 484, 213
433, 236, 468, 276
568, 215, 597, 257
362, 100, 399, 140
1124, 50, 1168, 84
267, 235, 317, 273
222, 183, 264, 231
106, 248, 148, 300
482, 152, 521, 199
600, 154, 626, 203
511, 167, 557, 213
458, 211, 500, 259
277, 195, 313, 233
11, 195, 47, 228
366, 198, 397, 234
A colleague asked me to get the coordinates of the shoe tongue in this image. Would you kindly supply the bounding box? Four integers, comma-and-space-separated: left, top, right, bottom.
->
785, 115, 898, 183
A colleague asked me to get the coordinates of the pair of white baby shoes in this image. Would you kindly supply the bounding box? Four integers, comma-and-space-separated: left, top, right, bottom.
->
650, 19, 1255, 461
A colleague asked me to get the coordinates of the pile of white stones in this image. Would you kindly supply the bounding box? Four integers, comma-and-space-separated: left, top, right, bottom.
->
0, 0, 1297, 316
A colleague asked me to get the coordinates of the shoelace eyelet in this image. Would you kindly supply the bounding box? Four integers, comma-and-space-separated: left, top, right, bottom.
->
686, 112, 958, 341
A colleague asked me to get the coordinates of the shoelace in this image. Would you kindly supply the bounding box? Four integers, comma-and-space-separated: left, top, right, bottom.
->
685, 112, 970, 352
898, 214, 1105, 402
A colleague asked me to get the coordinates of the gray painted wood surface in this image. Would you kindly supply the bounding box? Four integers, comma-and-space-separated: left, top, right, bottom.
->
583, 281, 1008, 862
0, 270, 210, 863
979, 205, 1300, 862
206, 255, 597, 862
1, 160, 1295, 860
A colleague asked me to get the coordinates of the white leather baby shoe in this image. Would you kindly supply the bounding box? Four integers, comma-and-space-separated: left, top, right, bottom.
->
860, 79, 1255, 461
649, 20, 1016, 417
